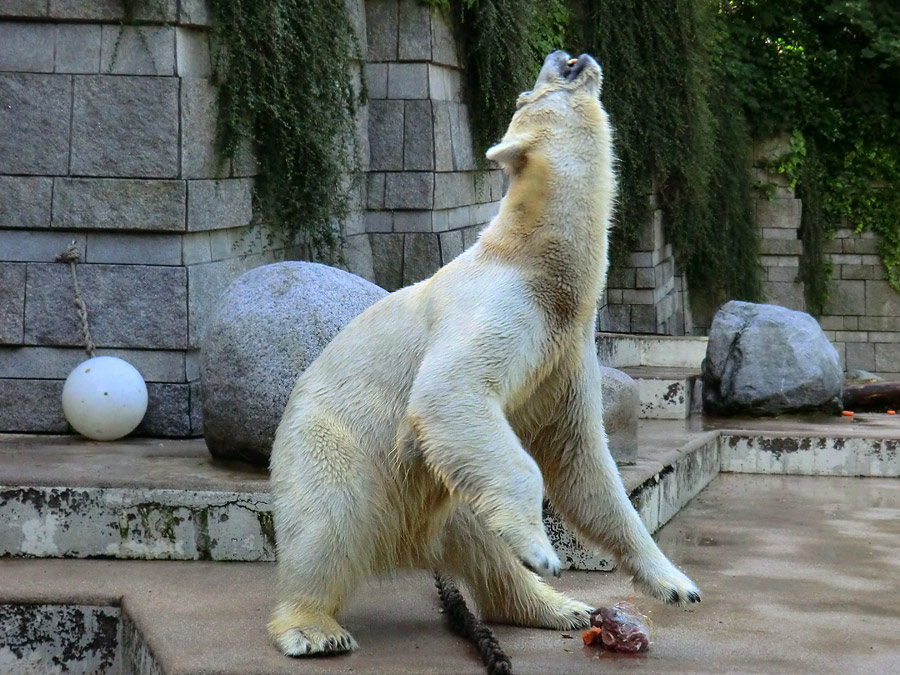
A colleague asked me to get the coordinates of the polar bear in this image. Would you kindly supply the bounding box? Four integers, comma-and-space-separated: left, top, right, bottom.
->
268, 50, 700, 657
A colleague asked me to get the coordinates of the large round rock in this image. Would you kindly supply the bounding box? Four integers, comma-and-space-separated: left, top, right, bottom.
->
600, 366, 639, 464
702, 300, 842, 415
200, 262, 387, 464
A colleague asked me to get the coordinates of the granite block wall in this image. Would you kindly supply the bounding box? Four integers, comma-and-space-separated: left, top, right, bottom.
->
754, 137, 900, 379
0, 1, 309, 435
358, 0, 502, 290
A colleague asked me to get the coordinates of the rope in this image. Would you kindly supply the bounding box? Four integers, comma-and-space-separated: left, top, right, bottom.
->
434, 574, 513, 675
55, 242, 96, 358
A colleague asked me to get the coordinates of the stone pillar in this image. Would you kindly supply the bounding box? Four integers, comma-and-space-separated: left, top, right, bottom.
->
0, 2, 300, 436
361, 0, 503, 290
598, 190, 691, 335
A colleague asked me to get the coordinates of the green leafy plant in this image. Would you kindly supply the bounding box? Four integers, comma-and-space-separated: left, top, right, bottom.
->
207, 0, 364, 261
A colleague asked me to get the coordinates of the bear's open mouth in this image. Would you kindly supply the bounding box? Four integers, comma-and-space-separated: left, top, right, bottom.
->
561, 54, 590, 82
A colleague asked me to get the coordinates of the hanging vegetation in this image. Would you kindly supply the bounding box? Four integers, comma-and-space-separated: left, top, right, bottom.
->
719, 0, 900, 313
207, 0, 363, 261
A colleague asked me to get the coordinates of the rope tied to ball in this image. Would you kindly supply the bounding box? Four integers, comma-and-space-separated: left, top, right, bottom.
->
56, 242, 96, 358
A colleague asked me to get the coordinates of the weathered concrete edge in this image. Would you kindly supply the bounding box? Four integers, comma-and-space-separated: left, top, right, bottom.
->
718, 433, 900, 476
0, 486, 273, 561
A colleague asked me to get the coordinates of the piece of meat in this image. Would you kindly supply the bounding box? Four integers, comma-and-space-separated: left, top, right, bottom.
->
589, 601, 651, 653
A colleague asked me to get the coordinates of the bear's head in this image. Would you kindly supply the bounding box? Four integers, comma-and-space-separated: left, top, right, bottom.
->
486, 50, 610, 178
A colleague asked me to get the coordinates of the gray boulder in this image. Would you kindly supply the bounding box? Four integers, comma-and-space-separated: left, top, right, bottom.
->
601, 366, 639, 464
702, 301, 842, 415
200, 262, 388, 464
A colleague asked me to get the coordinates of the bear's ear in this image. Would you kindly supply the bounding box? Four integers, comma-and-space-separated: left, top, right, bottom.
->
485, 137, 528, 166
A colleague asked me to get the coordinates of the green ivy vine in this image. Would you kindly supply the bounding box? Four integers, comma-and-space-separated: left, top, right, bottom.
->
207, 0, 364, 261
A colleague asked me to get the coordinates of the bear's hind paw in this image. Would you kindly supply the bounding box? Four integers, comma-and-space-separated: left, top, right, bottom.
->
273, 626, 358, 656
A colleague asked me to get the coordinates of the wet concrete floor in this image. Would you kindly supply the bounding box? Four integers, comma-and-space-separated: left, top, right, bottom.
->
497, 473, 900, 674
3, 473, 899, 674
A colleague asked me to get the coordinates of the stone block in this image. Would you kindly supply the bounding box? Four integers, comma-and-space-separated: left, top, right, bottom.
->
490, 170, 506, 201
761, 227, 798, 241
439, 229, 464, 264
0, 73, 71, 175
365, 210, 392, 233
635, 209, 664, 252
369, 233, 404, 291
367, 173, 386, 209
760, 255, 799, 267
187, 179, 253, 232
473, 172, 491, 203
635, 268, 655, 289
0, 346, 185, 381
0, 21, 54, 71
179, 0, 210, 26
230, 137, 259, 177
766, 266, 799, 282
366, 62, 388, 99
432, 101, 454, 171
0, 229, 82, 262
830, 253, 862, 265
100, 25, 175, 75
431, 209, 449, 233
842, 236, 879, 254
135, 383, 191, 437
403, 233, 440, 286
49, 0, 177, 22
449, 103, 474, 170
631, 305, 657, 333
858, 315, 900, 332
0, 379, 65, 432
762, 281, 806, 311
368, 99, 404, 171
759, 238, 803, 255
823, 280, 865, 316
343, 233, 376, 283
71, 75, 178, 178
52, 178, 186, 231
604, 304, 631, 332
756, 197, 801, 229
433, 171, 474, 209
393, 210, 432, 233
472, 201, 499, 224
384, 172, 433, 210
54, 23, 101, 73
865, 280, 900, 317
180, 78, 229, 178
447, 205, 472, 230
874, 342, 900, 373
428, 64, 461, 101
398, 0, 431, 60
606, 266, 634, 289
431, 10, 459, 66
366, 0, 398, 61
190, 380, 203, 435
404, 100, 434, 171
86, 232, 182, 265
24, 263, 188, 349
0, 176, 52, 229
388, 63, 428, 99
175, 27, 211, 77
0, 263, 25, 343
0, 0, 46, 17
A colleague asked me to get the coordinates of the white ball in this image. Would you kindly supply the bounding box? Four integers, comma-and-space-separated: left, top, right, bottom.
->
62, 356, 148, 441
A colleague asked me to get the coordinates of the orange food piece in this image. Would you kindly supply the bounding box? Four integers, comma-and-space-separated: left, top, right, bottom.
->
582, 627, 603, 646
842, 410, 854, 416
887, 410, 896, 415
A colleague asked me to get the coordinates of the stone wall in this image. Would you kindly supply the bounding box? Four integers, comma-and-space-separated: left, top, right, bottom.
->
352, 0, 503, 290
0, 1, 307, 435
754, 137, 900, 379
598, 192, 693, 336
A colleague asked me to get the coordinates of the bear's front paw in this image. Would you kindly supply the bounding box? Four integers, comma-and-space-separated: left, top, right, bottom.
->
633, 561, 701, 606
517, 536, 562, 578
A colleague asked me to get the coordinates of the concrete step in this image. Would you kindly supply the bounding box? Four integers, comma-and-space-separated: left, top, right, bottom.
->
0, 427, 722, 572
621, 367, 701, 420
596, 332, 708, 370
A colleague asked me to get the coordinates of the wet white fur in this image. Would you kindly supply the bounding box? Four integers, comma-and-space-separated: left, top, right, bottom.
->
268, 53, 699, 657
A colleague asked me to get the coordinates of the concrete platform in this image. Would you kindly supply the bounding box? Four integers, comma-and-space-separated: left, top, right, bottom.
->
3, 473, 899, 674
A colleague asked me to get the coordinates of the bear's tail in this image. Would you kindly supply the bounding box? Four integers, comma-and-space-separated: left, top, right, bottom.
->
434, 573, 513, 675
